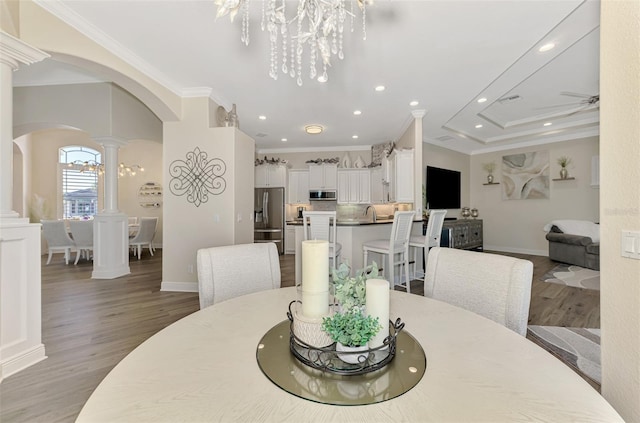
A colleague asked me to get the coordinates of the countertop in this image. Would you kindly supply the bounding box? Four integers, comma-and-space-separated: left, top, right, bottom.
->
286, 218, 418, 226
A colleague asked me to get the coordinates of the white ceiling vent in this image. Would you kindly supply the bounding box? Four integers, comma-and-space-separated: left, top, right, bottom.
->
435, 135, 456, 142
497, 94, 522, 104
255, 133, 268, 137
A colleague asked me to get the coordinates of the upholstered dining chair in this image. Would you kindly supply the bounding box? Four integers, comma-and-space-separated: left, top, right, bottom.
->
196, 242, 281, 309
409, 209, 447, 281
128, 217, 158, 260
41, 220, 76, 265
302, 211, 342, 269
68, 220, 94, 265
362, 211, 416, 292
424, 247, 533, 336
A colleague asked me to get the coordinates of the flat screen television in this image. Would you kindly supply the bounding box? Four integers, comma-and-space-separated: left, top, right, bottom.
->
426, 166, 461, 209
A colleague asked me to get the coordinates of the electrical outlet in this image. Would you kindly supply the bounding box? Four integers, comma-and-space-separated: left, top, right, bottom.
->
187, 264, 194, 274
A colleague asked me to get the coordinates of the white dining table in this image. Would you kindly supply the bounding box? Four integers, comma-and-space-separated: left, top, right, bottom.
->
76, 287, 622, 422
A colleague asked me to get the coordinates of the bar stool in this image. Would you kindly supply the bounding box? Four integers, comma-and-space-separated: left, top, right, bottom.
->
302, 211, 342, 269
409, 209, 447, 281
362, 211, 416, 292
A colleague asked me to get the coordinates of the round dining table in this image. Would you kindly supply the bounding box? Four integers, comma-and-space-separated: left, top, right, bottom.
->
76, 287, 622, 422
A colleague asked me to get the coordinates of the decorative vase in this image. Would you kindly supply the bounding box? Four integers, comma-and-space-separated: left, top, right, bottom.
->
342, 153, 352, 168
471, 208, 479, 219
560, 167, 568, 179
461, 207, 471, 219
336, 342, 369, 364
487, 174, 494, 184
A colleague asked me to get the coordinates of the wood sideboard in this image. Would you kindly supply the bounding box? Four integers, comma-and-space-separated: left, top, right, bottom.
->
424, 219, 483, 251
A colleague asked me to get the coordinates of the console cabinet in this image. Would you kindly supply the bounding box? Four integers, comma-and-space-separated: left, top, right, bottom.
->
441, 219, 483, 251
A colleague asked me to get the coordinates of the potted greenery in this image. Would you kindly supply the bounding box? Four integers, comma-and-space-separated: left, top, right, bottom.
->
331, 261, 379, 312
557, 156, 572, 179
322, 308, 382, 364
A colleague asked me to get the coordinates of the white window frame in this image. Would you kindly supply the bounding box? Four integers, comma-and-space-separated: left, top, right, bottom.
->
58, 146, 103, 219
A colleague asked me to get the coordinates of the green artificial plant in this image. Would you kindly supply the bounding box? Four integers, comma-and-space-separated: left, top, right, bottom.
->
321, 308, 382, 347
331, 261, 379, 312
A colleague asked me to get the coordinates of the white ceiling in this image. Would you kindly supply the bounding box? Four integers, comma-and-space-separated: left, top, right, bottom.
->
13, 0, 600, 155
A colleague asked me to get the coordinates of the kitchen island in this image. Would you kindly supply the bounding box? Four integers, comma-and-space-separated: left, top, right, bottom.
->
289, 219, 423, 284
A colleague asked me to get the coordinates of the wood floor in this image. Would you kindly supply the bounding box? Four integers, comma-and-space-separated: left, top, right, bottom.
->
0, 249, 599, 422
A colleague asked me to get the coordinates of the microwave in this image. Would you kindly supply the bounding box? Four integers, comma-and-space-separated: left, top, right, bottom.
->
309, 190, 337, 201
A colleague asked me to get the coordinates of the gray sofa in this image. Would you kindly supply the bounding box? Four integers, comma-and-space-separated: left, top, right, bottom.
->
546, 225, 600, 270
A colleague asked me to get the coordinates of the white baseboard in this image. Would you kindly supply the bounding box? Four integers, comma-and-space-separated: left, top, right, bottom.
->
484, 245, 547, 257
161, 281, 198, 292
92, 265, 131, 279
0, 344, 46, 382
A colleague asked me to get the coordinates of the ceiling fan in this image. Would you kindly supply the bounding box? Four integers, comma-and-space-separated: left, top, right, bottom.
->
536, 92, 600, 110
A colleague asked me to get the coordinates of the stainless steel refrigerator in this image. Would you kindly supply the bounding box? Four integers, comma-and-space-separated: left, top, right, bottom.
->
254, 187, 285, 254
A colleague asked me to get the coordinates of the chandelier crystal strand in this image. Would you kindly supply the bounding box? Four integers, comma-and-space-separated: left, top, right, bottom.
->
362, 1, 366, 41
268, 0, 278, 80
290, 33, 295, 78
241, 0, 249, 46
308, 1, 317, 80
281, 0, 288, 75
338, 1, 345, 60
261, 0, 266, 31
295, 0, 304, 86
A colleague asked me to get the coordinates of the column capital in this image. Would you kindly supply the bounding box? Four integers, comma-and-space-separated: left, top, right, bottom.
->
0, 32, 50, 70
93, 136, 129, 148
411, 109, 427, 119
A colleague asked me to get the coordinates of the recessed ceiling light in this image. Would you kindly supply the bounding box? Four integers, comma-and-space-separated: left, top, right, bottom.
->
409, 100, 419, 106
538, 42, 555, 52
543, 122, 552, 127
281, 138, 287, 142
353, 110, 362, 115
475, 124, 483, 129
304, 124, 323, 135
352, 135, 358, 139
375, 85, 385, 92
477, 97, 487, 103
258, 115, 266, 120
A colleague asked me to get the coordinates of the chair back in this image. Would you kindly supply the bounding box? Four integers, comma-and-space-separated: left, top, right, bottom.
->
389, 211, 416, 252
302, 211, 337, 243
128, 216, 138, 225
425, 247, 533, 336
425, 209, 447, 248
41, 220, 75, 247
196, 243, 281, 309
131, 217, 157, 243
68, 220, 94, 249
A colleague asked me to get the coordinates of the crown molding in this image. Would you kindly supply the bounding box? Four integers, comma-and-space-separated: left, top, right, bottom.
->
0, 31, 49, 69
257, 145, 372, 154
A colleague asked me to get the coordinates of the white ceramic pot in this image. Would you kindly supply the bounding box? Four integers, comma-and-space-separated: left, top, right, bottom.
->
336, 342, 369, 364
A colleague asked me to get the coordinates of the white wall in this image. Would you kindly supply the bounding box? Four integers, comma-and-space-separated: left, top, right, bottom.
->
471, 137, 599, 255
600, 1, 640, 421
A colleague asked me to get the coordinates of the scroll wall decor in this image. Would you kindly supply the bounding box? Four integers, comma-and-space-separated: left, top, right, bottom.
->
169, 147, 226, 207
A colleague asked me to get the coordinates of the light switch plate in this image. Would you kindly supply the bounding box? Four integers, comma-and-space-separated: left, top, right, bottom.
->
621, 231, 640, 259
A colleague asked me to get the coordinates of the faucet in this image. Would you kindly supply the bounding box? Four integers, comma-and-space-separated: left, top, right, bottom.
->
364, 205, 377, 222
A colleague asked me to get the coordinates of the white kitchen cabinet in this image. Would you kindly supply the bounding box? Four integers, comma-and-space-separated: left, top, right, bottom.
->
255, 164, 286, 188
388, 149, 414, 203
337, 169, 371, 204
370, 167, 385, 204
308, 164, 337, 190
284, 225, 296, 254
287, 170, 309, 203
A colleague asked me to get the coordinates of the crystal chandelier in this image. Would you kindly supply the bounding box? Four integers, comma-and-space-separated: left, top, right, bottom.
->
215, 0, 368, 85
68, 161, 144, 177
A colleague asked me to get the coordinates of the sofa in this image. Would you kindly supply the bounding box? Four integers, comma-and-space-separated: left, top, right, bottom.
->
544, 220, 600, 270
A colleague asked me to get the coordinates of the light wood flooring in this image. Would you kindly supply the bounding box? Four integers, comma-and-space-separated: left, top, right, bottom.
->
0, 249, 599, 422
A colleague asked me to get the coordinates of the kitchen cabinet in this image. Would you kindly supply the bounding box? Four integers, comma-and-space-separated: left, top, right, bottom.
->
287, 170, 309, 203
308, 163, 337, 190
285, 224, 296, 254
388, 149, 414, 203
337, 169, 371, 204
255, 164, 286, 188
370, 167, 385, 204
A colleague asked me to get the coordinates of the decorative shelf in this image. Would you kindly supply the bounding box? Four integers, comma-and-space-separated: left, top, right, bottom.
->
138, 182, 163, 208
482, 182, 500, 186
552, 177, 576, 181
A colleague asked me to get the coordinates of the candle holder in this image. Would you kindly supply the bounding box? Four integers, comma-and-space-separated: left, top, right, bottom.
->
287, 301, 405, 376
291, 301, 333, 348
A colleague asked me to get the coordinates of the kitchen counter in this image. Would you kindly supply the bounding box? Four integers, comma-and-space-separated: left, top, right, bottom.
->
286, 218, 408, 226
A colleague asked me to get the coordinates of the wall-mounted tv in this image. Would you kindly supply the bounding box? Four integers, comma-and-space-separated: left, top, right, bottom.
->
426, 166, 461, 209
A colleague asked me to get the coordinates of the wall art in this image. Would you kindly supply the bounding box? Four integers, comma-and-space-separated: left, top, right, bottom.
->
169, 147, 226, 207
502, 151, 549, 200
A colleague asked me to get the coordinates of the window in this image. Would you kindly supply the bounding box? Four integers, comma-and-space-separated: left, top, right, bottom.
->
59, 146, 101, 219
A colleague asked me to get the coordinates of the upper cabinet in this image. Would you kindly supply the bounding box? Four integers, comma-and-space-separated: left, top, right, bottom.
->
287, 170, 309, 203
337, 169, 371, 204
370, 167, 386, 204
255, 164, 286, 188
308, 163, 337, 190
388, 149, 414, 203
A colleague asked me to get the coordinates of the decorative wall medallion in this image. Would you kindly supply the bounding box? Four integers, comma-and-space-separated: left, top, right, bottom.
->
169, 147, 226, 207
502, 151, 549, 200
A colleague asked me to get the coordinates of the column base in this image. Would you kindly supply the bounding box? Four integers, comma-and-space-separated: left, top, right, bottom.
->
92, 213, 130, 279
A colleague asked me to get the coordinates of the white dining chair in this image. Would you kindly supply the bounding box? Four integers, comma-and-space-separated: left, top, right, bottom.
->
68, 220, 94, 265
362, 211, 416, 292
41, 220, 76, 265
196, 242, 281, 309
424, 247, 533, 336
129, 217, 158, 260
409, 209, 447, 281
302, 211, 342, 269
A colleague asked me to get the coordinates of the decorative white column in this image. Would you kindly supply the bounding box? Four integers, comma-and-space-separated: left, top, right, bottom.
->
91, 136, 130, 279
411, 109, 427, 218
0, 32, 49, 381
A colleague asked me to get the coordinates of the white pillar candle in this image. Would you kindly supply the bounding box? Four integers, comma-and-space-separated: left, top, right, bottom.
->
301, 240, 329, 318
366, 278, 390, 349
